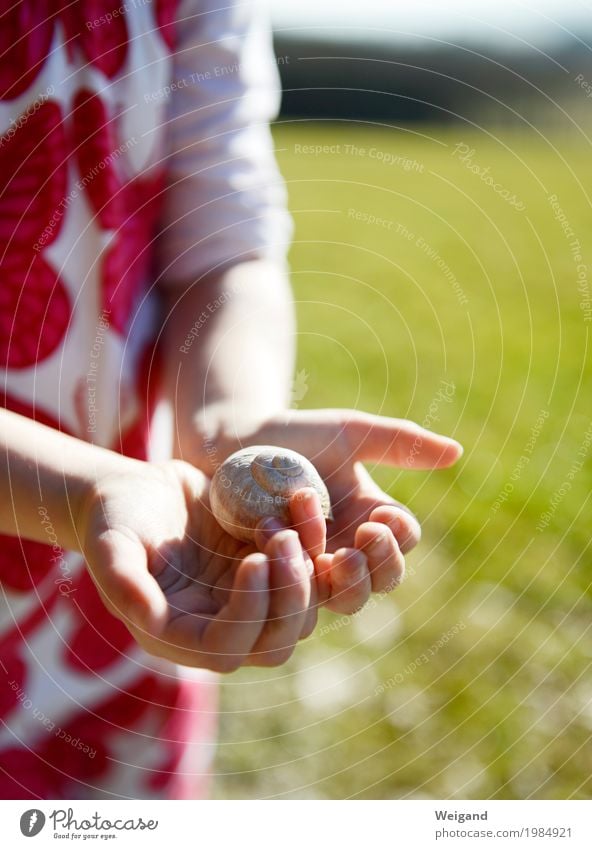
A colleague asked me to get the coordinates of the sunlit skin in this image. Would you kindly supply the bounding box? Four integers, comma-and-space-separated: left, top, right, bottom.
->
0, 261, 462, 673
79, 409, 462, 672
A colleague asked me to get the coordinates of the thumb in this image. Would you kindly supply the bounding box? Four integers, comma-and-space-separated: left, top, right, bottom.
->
345, 413, 463, 469
86, 529, 169, 636
256, 409, 462, 471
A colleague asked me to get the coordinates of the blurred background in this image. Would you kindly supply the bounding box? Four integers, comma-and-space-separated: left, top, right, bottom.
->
214, 0, 592, 799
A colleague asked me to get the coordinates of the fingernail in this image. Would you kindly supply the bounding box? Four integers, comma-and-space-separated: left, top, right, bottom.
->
387, 516, 401, 535
246, 554, 269, 588
348, 561, 368, 581
339, 549, 367, 578
297, 488, 320, 519
258, 516, 285, 536
367, 532, 390, 558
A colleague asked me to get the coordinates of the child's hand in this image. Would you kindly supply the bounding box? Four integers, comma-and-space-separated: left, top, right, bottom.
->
195, 409, 463, 614
79, 460, 318, 671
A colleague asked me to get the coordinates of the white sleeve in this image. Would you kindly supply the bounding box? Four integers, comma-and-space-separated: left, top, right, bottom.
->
155, 0, 292, 285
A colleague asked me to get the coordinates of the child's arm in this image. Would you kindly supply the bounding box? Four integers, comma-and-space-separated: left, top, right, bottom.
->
155, 1, 463, 613
0, 407, 131, 550
162, 258, 295, 470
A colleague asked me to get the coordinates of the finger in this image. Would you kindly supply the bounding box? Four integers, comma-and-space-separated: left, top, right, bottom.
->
369, 504, 421, 554
351, 463, 421, 552
199, 553, 270, 672
255, 517, 315, 579
89, 530, 168, 635
248, 530, 311, 666
150, 553, 269, 670
289, 487, 326, 560
301, 568, 319, 639
314, 553, 333, 606
325, 547, 371, 614
354, 522, 405, 593
345, 413, 463, 469
254, 516, 287, 552
255, 492, 326, 561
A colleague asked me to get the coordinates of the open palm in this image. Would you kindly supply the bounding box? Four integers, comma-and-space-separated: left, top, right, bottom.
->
80, 459, 316, 671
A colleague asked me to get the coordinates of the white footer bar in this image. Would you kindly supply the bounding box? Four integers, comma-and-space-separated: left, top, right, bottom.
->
1, 799, 590, 848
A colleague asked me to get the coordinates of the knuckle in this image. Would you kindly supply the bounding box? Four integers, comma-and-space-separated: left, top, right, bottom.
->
300, 611, 318, 640
401, 525, 421, 552
370, 551, 405, 583
277, 588, 310, 616
260, 646, 296, 667
327, 593, 366, 615
373, 572, 402, 594
382, 563, 406, 592
208, 655, 242, 674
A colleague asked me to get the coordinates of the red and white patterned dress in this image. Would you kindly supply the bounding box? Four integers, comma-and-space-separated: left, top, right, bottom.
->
0, 0, 289, 799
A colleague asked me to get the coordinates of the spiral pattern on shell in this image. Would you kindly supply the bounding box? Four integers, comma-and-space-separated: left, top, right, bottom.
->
209, 445, 332, 543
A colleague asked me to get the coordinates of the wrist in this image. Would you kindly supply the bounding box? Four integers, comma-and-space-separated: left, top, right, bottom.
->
72, 449, 145, 553
0, 408, 145, 553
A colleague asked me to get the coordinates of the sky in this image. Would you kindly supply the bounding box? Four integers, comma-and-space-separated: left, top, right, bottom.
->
260, 0, 592, 48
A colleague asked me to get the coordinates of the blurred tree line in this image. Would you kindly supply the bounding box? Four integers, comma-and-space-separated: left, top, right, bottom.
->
273, 32, 592, 126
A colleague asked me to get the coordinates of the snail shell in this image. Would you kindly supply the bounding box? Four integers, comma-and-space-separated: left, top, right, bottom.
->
210, 445, 332, 543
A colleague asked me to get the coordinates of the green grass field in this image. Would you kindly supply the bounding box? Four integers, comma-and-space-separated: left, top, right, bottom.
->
213, 121, 592, 799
